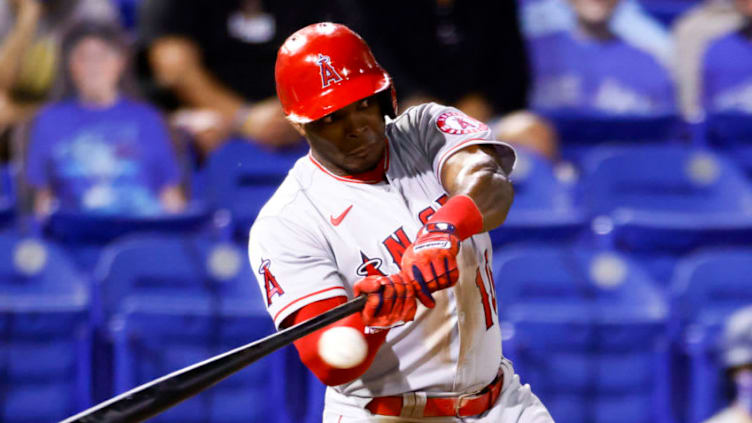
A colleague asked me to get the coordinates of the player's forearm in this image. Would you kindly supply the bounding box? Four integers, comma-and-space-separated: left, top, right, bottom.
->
288, 297, 388, 386
440, 145, 514, 232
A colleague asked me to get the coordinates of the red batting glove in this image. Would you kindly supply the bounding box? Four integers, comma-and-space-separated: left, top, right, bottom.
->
353, 274, 417, 332
401, 222, 461, 309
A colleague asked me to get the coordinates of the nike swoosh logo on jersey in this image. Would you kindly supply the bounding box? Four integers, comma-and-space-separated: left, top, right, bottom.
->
330, 205, 353, 226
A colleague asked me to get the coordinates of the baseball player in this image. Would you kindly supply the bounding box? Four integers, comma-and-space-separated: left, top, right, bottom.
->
703, 305, 752, 423
249, 22, 553, 422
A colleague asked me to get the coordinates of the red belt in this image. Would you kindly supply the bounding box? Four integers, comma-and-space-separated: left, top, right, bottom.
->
366, 368, 504, 418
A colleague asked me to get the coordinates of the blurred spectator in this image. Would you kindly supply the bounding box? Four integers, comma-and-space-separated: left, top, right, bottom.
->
520, 0, 673, 68
25, 22, 186, 217
345, 0, 529, 123
673, 0, 743, 120
136, 0, 345, 156
703, 305, 752, 423
527, 0, 675, 116
700, 0, 752, 115
493, 110, 559, 161
0, 0, 118, 134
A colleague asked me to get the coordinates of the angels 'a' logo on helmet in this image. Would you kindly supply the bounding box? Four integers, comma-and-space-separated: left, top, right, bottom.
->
317, 54, 343, 88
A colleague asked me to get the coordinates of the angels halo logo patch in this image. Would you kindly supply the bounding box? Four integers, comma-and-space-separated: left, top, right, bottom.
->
436, 111, 489, 135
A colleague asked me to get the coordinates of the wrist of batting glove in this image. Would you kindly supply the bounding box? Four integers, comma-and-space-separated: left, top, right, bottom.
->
353, 273, 417, 333
401, 222, 461, 309
428, 195, 483, 240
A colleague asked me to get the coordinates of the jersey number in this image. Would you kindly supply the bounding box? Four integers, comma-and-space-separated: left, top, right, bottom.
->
474, 250, 498, 330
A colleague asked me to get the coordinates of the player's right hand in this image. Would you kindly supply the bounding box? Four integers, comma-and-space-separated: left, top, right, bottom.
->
353, 274, 417, 331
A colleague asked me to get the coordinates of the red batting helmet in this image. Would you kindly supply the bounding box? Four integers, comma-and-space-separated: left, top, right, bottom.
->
275, 22, 397, 124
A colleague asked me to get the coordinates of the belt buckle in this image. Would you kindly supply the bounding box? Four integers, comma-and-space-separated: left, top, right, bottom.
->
454, 391, 475, 418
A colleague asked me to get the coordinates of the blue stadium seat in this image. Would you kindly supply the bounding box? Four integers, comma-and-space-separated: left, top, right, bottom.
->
96, 234, 257, 321
669, 248, 752, 423
0, 230, 91, 422
99, 234, 298, 422
705, 112, 752, 179
705, 112, 752, 146
111, 300, 293, 423
43, 206, 212, 271
494, 245, 671, 423
204, 139, 307, 241
490, 148, 588, 245
580, 145, 752, 284
538, 112, 681, 163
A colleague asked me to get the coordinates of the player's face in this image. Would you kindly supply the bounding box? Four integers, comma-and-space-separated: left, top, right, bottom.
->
301, 95, 386, 175
569, 0, 620, 25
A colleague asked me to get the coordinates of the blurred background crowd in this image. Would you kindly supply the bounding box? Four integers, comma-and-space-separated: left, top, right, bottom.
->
1, 0, 752, 422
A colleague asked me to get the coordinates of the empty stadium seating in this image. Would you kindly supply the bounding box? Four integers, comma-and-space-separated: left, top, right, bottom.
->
669, 248, 752, 423
705, 112, 752, 179
97, 233, 298, 422
489, 148, 588, 246
495, 245, 671, 423
580, 145, 752, 285
204, 139, 307, 242
43, 206, 213, 271
110, 300, 293, 423
0, 230, 91, 422
540, 112, 682, 163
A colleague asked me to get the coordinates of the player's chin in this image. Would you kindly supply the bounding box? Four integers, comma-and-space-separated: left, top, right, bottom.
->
344, 149, 384, 173
344, 155, 381, 174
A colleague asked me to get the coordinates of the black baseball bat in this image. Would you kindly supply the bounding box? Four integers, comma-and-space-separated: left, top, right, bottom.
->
60, 295, 367, 423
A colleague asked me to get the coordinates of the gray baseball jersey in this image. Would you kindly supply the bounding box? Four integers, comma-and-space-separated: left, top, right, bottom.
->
248, 103, 516, 405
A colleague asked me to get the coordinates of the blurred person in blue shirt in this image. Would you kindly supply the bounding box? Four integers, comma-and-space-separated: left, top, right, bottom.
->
528, 0, 675, 115
520, 0, 672, 67
0, 0, 118, 163
701, 0, 752, 114
25, 22, 186, 216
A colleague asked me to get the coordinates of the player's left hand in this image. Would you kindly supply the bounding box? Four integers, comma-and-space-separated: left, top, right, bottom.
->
353, 273, 417, 332
401, 222, 460, 309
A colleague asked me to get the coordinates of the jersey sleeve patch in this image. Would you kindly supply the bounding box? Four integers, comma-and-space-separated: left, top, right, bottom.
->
436, 111, 489, 135
259, 258, 285, 306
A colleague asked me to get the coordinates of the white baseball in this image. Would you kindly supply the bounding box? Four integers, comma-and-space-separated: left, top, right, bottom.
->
318, 326, 368, 369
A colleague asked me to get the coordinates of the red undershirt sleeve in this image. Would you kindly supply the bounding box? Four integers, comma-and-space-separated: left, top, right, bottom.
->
282, 296, 388, 386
